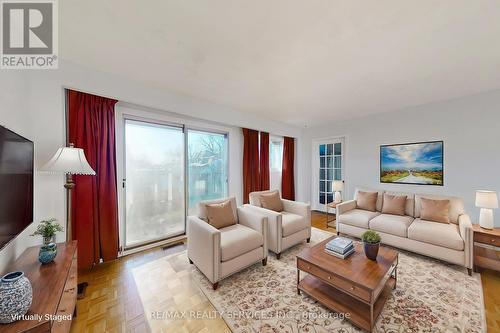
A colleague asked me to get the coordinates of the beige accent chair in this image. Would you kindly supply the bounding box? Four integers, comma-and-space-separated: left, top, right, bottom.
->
337, 188, 474, 274
245, 190, 311, 259
187, 197, 268, 290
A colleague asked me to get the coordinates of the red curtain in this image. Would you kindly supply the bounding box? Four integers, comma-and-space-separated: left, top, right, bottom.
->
242, 128, 260, 204
282, 136, 295, 200
68, 90, 119, 270
259, 132, 270, 191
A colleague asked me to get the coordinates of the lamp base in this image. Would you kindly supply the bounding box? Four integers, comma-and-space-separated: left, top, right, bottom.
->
334, 191, 342, 204
479, 208, 494, 230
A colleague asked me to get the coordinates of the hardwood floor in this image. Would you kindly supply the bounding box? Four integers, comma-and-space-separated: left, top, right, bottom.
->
72, 210, 499, 332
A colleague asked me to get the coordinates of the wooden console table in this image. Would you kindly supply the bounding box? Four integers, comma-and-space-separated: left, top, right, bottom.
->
472, 225, 500, 273
1, 241, 77, 333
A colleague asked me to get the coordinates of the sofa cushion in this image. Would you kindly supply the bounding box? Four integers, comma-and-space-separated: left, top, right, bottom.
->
420, 197, 450, 224
407, 218, 464, 251
369, 214, 414, 238
206, 200, 237, 229
356, 191, 378, 212
260, 191, 283, 212
385, 191, 415, 216
381, 194, 407, 216
415, 194, 464, 224
338, 209, 380, 229
220, 224, 263, 262
354, 188, 384, 211
281, 212, 307, 237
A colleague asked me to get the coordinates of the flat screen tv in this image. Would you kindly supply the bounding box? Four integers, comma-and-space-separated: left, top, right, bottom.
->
0, 126, 33, 250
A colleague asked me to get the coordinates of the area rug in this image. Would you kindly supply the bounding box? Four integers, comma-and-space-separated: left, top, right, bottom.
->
190, 228, 486, 333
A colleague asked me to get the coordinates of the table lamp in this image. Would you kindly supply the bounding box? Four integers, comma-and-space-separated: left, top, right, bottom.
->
40, 144, 95, 241
475, 190, 498, 230
333, 180, 344, 204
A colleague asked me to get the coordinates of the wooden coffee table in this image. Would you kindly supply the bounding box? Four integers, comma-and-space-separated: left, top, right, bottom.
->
296, 236, 398, 332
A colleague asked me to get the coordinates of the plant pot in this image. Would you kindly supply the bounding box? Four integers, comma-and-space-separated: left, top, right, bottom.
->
0, 271, 33, 323
42, 235, 56, 246
363, 242, 380, 261
39, 242, 58, 264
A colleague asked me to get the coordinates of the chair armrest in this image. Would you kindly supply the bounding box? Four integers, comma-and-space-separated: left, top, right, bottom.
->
242, 204, 283, 253
337, 200, 356, 215
187, 216, 221, 283
458, 214, 473, 269
281, 199, 311, 221
237, 206, 268, 254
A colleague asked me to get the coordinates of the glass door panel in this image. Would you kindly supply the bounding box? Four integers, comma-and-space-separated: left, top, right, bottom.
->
187, 130, 228, 216
317, 140, 343, 211
124, 119, 185, 248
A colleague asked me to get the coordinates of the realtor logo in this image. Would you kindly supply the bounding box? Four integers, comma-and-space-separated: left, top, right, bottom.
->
1, 0, 58, 69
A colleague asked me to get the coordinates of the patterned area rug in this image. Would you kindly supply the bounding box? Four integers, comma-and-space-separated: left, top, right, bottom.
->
191, 228, 486, 333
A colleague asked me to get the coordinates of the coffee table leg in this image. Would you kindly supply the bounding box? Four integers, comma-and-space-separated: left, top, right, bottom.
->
297, 269, 301, 295
394, 267, 397, 290
370, 302, 374, 331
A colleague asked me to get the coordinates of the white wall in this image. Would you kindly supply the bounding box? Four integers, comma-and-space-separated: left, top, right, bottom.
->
299, 90, 500, 226
0, 60, 301, 273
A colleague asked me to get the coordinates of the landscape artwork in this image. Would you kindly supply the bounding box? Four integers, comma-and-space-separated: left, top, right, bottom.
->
380, 141, 443, 185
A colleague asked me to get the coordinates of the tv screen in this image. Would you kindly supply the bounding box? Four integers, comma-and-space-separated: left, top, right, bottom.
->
0, 126, 33, 250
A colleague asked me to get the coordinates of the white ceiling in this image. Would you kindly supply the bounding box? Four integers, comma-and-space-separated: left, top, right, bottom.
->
60, 1, 500, 127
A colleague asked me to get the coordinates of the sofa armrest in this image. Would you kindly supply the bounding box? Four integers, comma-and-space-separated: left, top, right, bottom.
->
282, 199, 311, 222
187, 216, 221, 283
458, 214, 473, 269
337, 200, 356, 215
243, 204, 283, 253
237, 206, 268, 254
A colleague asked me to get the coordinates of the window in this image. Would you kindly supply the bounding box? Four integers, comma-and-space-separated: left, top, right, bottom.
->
319, 142, 342, 205
269, 137, 283, 190
187, 130, 228, 216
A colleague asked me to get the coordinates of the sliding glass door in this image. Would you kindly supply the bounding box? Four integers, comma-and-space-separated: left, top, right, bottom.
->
122, 119, 229, 249
187, 130, 228, 216
124, 119, 185, 248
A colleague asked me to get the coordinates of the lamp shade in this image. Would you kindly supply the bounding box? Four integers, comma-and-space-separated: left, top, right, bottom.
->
40, 147, 95, 175
332, 180, 344, 192
475, 190, 498, 209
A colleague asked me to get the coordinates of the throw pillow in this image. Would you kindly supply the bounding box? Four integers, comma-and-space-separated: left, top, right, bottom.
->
206, 200, 236, 229
381, 194, 407, 216
420, 197, 450, 224
260, 191, 283, 212
356, 191, 378, 212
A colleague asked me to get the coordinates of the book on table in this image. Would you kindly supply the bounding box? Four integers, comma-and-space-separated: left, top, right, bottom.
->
325, 237, 353, 254
324, 247, 355, 259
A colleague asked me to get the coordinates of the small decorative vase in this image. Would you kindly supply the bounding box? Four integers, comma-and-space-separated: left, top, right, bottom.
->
42, 235, 55, 246
363, 242, 380, 261
0, 271, 33, 323
39, 243, 58, 264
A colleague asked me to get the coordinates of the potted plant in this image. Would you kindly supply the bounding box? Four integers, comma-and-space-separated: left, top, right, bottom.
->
31, 218, 63, 245
361, 230, 381, 260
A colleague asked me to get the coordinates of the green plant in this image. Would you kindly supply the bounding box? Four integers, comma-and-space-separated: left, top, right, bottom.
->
31, 218, 63, 238
361, 230, 381, 244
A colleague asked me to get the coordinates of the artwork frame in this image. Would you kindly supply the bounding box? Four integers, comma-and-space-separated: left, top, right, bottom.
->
380, 141, 444, 186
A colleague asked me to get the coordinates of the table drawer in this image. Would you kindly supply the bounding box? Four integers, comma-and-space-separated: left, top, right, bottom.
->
297, 259, 370, 302
51, 256, 77, 333
474, 232, 499, 246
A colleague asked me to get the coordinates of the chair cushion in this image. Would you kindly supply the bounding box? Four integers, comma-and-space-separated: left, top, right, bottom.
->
281, 212, 307, 237
420, 197, 450, 224
260, 191, 283, 212
338, 209, 380, 229
369, 214, 414, 238
220, 224, 263, 262
356, 191, 378, 212
381, 194, 407, 216
407, 218, 464, 251
206, 200, 237, 229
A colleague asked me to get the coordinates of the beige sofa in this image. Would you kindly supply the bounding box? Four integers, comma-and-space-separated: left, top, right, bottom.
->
337, 188, 473, 274
245, 190, 311, 259
187, 197, 268, 290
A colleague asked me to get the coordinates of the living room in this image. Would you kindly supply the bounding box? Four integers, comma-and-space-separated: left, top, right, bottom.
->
0, 1, 499, 332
